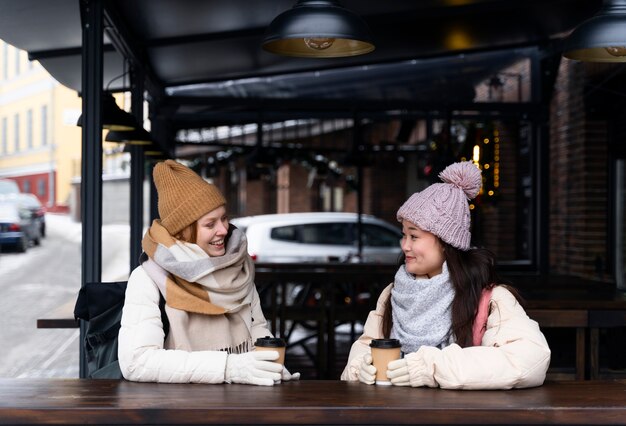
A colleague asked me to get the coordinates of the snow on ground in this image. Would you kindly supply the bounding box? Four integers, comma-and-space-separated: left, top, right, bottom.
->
37, 213, 132, 281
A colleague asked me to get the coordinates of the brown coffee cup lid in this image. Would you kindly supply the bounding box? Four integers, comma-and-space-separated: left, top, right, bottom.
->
370, 338, 401, 349
255, 336, 286, 347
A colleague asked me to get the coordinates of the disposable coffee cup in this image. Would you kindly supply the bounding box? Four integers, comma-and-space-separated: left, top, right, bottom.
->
370, 338, 401, 386
254, 336, 286, 365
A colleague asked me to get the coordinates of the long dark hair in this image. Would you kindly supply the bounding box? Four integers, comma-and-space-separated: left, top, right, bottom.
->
381, 242, 519, 347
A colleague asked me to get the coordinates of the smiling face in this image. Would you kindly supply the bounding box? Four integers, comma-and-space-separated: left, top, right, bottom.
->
195, 205, 229, 257
400, 220, 445, 278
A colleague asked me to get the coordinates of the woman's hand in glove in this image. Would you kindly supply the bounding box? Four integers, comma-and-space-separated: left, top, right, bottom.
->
358, 354, 377, 385
225, 351, 283, 386
281, 366, 300, 382
387, 358, 410, 386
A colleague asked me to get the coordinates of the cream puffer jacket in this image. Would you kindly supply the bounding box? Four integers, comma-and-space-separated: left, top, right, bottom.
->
341, 285, 551, 389
118, 265, 271, 383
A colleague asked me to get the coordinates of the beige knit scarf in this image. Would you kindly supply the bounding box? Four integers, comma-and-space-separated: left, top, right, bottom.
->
141, 220, 255, 353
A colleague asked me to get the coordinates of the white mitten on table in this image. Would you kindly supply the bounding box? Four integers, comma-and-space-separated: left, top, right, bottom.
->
225, 351, 283, 386
387, 358, 410, 386
358, 354, 376, 385
281, 366, 300, 382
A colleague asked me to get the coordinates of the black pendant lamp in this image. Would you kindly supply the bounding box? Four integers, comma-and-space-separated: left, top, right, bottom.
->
262, 0, 374, 58
105, 127, 152, 145
123, 140, 164, 157
564, 0, 626, 62
76, 93, 137, 131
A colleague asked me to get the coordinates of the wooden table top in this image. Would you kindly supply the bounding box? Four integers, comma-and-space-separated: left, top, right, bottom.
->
1, 379, 626, 425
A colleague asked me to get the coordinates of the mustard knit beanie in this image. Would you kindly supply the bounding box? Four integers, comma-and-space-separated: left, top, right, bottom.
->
153, 160, 226, 235
397, 161, 482, 250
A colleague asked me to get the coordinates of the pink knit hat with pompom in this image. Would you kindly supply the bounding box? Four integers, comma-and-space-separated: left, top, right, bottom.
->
397, 161, 482, 250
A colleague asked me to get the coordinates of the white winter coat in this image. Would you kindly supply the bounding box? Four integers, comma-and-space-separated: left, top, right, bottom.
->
118, 265, 271, 383
341, 285, 551, 389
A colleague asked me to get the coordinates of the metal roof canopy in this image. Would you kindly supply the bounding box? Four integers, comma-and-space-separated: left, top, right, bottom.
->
0, 0, 602, 133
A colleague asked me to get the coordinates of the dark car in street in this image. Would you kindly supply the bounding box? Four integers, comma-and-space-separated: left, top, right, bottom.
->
0, 193, 46, 238
14, 193, 46, 237
0, 201, 41, 252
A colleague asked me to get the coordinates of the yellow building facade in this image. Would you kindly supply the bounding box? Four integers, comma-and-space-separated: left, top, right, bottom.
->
0, 41, 82, 211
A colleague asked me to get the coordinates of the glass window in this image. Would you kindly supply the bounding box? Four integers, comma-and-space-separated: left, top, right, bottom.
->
23, 180, 31, 193
13, 113, 19, 152
420, 118, 533, 266
2, 43, 7, 80
26, 109, 32, 149
1, 117, 6, 154
270, 225, 298, 242
37, 178, 46, 197
14, 47, 19, 75
41, 105, 47, 146
299, 223, 354, 245
271, 223, 356, 245
362, 224, 401, 247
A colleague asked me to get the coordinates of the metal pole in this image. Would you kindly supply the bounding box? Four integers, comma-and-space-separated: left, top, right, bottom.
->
129, 66, 145, 270
354, 117, 363, 261
615, 159, 624, 290
531, 50, 550, 274
79, 0, 104, 378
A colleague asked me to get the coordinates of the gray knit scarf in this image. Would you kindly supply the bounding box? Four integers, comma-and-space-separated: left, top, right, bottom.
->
390, 262, 455, 354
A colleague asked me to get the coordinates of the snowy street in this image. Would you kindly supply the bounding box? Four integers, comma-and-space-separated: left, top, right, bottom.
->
0, 214, 131, 378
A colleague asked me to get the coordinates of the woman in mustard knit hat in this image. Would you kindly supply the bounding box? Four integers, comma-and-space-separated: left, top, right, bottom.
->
341, 161, 550, 389
118, 160, 299, 385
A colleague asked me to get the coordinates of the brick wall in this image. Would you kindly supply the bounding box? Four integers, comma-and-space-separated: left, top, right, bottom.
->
363, 157, 407, 226
276, 163, 315, 213
549, 60, 609, 280
245, 178, 273, 216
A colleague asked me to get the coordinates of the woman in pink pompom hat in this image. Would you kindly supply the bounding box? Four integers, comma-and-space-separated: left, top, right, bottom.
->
341, 161, 550, 389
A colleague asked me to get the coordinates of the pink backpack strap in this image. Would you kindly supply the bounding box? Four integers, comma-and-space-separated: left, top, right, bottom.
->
472, 288, 494, 346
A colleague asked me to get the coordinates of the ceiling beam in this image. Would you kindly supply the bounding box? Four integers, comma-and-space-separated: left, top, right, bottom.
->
28, 45, 115, 60
166, 95, 539, 113
166, 107, 541, 130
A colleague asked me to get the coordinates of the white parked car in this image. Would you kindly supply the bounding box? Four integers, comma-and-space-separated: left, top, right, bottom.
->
230, 212, 402, 264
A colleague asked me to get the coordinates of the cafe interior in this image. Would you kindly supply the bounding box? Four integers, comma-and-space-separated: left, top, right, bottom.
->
0, 0, 625, 380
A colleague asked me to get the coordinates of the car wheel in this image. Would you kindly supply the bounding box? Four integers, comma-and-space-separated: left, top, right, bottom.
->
41, 223, 46, 238
17, 236, 28, 253
33, 236, 41, 246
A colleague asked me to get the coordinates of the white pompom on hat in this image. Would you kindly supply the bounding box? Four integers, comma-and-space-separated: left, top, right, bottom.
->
397, 161, 482, 250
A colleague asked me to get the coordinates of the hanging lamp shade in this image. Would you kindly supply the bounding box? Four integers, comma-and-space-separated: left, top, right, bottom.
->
105, 127, 152, 145
563, 0, 626, 62
76, 93, 137, 131
124, 140, 164, 157
262, 0, 374, 58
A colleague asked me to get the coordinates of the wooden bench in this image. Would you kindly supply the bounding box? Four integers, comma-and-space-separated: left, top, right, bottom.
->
516, 274, 626, 380
36, 299, 78, 329
1, 379, 625, 425
525, 309, 588, 380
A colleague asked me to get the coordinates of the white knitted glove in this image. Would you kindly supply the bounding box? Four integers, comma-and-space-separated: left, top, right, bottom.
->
387, 358, 410, 386
225, 351, 283, 386
358, 354, 376, 385
281, 366, 301, 382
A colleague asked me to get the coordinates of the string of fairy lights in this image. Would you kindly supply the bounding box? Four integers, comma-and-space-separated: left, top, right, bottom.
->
465, 123, 501, 211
